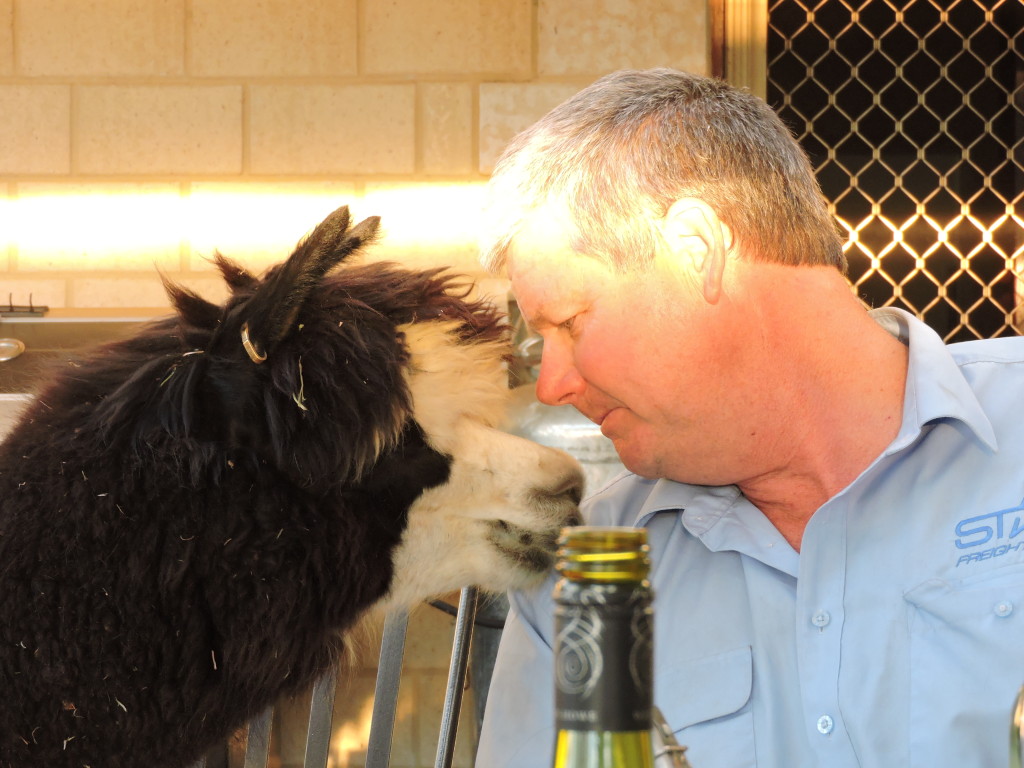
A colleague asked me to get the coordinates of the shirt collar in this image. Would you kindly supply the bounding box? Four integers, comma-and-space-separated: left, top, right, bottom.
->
870, 307, 998, 452
633, 481, 738, 529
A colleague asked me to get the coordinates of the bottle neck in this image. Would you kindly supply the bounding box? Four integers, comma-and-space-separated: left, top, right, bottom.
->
551, 527, 656, 767
553, 577, 654, 734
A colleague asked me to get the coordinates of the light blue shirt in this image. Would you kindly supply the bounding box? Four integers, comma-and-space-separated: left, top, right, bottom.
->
476, 308, 1024, 768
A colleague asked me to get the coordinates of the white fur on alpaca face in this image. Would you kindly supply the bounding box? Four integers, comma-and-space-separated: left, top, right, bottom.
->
381, 321, 584, 610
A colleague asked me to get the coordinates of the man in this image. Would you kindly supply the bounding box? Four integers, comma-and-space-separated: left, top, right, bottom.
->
475, 68, 1024, 768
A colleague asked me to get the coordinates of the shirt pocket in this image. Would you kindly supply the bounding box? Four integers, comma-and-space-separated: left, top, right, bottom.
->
658, 646, 755, 768
903, 562, 1024, 768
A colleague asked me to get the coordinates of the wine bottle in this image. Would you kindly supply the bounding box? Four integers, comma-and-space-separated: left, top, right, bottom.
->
551, 526, 656, 768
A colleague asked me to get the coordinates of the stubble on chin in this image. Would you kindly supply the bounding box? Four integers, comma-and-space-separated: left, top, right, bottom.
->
607, 434, 664, 480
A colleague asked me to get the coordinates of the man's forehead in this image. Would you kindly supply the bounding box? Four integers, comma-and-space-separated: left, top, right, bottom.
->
506, 249, 566, 331
509, 200, 577, 252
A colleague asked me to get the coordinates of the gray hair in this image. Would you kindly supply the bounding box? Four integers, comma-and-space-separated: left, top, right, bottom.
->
480, 68, 845, 273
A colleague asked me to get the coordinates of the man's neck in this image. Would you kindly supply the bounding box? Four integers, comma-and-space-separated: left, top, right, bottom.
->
734, 266, 911, 552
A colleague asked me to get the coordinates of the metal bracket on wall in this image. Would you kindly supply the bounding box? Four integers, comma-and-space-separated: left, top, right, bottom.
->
2, 294, 48, 317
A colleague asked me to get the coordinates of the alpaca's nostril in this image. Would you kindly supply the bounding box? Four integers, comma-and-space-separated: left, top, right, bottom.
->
554, 469, 584, 506
566, 482, 582, 506
528, 468, 585, 518
528, 467, 584, 517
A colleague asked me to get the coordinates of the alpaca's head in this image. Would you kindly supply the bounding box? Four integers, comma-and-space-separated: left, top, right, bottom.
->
98, 204, 584, 601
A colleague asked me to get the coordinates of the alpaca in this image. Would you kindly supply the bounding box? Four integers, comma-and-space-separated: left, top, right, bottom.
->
0, 205, 583, 768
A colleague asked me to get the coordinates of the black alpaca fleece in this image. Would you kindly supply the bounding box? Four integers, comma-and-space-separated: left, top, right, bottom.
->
0, 206, 507, 768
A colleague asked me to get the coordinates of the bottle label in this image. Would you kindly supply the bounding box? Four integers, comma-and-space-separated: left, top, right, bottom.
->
554, 583, 653, 732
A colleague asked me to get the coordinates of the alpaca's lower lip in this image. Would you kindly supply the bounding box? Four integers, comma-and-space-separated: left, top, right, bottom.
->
502, 543, 556, 572
488, 520, 561, 572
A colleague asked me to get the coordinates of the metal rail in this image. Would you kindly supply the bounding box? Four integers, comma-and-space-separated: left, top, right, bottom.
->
190, 588, 479, 768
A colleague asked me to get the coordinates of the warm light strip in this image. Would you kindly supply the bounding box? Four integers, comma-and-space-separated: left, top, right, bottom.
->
5, 181, 490, 275
3, 183, 1018, 324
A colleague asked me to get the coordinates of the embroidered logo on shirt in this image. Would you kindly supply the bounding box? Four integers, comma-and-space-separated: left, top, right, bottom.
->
954, 496, 1024, 567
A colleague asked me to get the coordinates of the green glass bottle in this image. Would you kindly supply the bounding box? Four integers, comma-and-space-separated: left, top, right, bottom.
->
551, 526, 656, 768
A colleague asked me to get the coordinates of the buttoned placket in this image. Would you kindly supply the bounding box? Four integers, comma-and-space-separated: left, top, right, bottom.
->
795, 492, 858, 766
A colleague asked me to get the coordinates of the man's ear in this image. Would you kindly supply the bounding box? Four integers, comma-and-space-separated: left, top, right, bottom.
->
659, 198, 732, 305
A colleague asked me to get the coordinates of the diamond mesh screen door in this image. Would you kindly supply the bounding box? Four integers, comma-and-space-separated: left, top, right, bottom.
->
766, 0, 1023, 341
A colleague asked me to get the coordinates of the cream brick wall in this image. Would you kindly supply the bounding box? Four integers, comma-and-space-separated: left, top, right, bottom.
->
0, 2, 709, 765
16, 0, 185, 77
362, 0, 532, 76
189, 0, 359, 77
537, 0, 709, 75
0, 0, 12, 75
249, 84, 417, 174
77, 85, 244, 174
0, 86, 70, 174
0, 0, 709, 317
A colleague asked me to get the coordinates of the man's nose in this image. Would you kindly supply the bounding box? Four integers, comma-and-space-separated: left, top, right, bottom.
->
534, 340, 585, 406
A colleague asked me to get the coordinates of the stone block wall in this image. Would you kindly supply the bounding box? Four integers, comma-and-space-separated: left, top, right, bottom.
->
0, 0, 709, 315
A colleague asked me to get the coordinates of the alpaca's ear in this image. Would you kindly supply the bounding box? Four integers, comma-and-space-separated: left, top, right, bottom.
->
214, 253, 259, 293
238, 205, 381, 363
163, 276, 222, 329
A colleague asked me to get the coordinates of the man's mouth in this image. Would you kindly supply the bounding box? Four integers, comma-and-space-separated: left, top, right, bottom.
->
595, 407, 619, 430
589, 407, 613, 427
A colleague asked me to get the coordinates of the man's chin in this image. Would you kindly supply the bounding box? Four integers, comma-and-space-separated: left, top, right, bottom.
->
608, 438, 662, 480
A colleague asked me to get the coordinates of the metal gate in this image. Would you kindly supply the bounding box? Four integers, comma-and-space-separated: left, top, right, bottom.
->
767, 0, 1023, 342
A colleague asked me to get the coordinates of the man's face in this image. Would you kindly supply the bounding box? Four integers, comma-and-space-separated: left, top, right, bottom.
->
506, 206, 738, 482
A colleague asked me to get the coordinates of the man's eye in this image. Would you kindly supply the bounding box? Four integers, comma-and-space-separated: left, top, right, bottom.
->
559, 316, 576, 332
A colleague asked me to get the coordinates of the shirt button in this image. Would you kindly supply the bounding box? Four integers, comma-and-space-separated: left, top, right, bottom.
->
994, 601, 1013, 617
817, 715, 834, 735
811, 610, 831, 628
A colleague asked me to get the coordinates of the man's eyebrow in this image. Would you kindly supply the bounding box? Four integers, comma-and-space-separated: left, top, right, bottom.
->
521, 308, 558, 331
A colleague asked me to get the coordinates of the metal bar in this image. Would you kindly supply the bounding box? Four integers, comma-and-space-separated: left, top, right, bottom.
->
242, 706, 274, 768
1011, 683, 1024, 768
304, 671, 338, 768
652, 706, 693, 768
365, 609, 410, 768
434, 587, 479, 768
